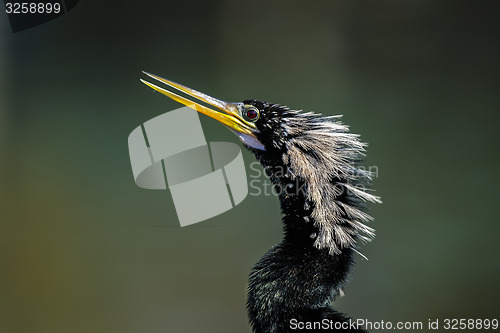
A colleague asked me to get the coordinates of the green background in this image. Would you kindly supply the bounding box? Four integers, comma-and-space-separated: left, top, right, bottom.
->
1, 1, 499, 332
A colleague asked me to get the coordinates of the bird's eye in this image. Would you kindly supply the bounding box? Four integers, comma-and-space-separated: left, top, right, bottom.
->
243, 106, 260, 122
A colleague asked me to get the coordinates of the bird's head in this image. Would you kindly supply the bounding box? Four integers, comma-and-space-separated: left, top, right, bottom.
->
141, 73, 380, 254
140, 73, 317, 156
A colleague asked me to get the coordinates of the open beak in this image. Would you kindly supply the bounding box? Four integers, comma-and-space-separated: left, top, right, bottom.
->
140, 72, 257, 135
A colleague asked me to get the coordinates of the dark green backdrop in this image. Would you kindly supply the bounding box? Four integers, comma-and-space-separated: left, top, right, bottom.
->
1, 1, 499, 332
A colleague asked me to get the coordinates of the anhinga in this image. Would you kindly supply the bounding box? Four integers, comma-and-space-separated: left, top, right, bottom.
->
141, 72, 380, 333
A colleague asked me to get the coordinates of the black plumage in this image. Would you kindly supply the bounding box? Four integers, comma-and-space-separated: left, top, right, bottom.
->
241, 100, 378, 333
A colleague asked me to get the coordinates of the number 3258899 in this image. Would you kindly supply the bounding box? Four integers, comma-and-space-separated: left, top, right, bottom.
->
5, 2, 61, 14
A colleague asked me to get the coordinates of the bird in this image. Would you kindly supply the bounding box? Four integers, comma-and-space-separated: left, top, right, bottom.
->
140, 72, 380, 333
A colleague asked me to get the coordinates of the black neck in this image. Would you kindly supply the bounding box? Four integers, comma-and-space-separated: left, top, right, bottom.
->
246, 153, 366, 333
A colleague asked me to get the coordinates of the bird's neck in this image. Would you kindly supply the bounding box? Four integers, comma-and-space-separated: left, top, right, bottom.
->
247, 156, 362, 332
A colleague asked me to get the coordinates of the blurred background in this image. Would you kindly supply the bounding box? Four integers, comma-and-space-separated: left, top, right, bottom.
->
1, 1, 499, 332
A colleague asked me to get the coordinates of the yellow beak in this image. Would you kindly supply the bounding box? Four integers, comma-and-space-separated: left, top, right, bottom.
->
140, 72, 257, 135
